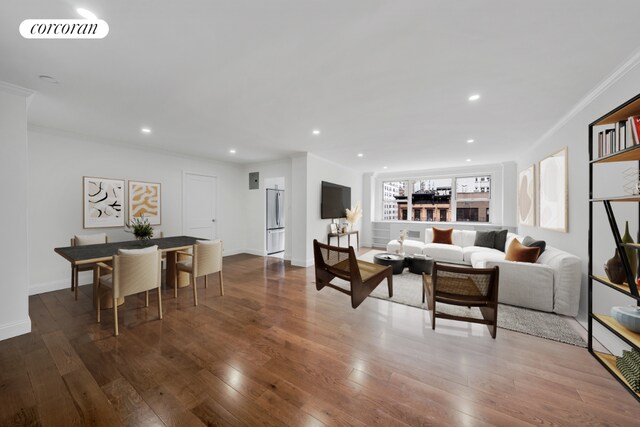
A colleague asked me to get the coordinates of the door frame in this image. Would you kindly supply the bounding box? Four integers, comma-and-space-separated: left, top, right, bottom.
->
182, 171, 218, 238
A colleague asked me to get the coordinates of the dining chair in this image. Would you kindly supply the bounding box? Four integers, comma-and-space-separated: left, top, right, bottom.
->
175, 240, 224, 306
423, 262, 500, 338
95, 245, 162, 336
70, 233, 109, 300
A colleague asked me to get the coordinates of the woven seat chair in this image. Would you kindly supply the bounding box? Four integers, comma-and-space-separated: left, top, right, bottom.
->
70, 233, 109, 300
95, 245, 163, 336
313, 239, 392, 309
423, 262, 500, 338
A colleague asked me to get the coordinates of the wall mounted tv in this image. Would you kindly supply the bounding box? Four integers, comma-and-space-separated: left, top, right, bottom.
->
321, 181, 351, 219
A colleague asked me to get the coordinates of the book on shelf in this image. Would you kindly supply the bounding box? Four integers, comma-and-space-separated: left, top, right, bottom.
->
630, 116, 640, 147
596, 116, 640, 159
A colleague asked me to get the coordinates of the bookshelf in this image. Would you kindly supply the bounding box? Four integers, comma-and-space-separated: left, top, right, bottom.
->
589, 92, 640, 402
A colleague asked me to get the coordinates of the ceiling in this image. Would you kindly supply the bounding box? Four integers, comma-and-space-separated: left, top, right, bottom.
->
2, 1, 640, 172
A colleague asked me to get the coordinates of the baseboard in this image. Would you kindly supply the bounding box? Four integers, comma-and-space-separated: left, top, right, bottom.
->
29, 279, 69, 295
291, 257, 314, 267
0, 317, 31, 341
243, 249, 267, 257
223, 249, 244, 257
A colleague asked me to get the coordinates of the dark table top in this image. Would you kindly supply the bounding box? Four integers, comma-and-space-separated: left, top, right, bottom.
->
54, 235, 201, 265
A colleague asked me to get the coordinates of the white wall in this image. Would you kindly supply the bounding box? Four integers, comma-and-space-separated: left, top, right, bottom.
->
290, 154, 309, 266
28, 127, 246, 295
305, 153, 363, 264
0, 84, 33, 340
516, 59, 640, 351
243, 159, 292, 258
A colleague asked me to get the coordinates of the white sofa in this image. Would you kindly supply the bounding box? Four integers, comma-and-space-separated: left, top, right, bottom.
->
387, 229, 581, 316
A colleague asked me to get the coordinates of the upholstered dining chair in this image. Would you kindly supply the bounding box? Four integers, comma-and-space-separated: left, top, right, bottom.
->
423, 263, 500, 338
70, 233, 109, 300
175, 240, 224, 306
95, 245, 162, 336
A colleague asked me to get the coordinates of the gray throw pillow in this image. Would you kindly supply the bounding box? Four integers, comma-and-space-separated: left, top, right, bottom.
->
474, 231, 496, 249
522, 236, 546, 255
494, 229, 509, 252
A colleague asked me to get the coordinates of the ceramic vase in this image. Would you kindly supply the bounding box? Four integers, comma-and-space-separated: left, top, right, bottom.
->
622, 221, 636, 277
605, 249, 626, 284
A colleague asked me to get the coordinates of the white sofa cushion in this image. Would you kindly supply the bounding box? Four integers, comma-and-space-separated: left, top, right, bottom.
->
537, 246, 581, 317
472, 257, 555, 312
423, 243, 464, 263
470, 250, 505, 265
462, 246, 504, 264
459, 230, 476, 248
386, 239, 424, 255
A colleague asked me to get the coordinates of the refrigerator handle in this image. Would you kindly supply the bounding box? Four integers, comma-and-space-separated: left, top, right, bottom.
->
276, 192, 280, 227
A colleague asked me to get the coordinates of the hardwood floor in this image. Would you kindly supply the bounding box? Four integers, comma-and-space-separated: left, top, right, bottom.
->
1, 253, 639, 426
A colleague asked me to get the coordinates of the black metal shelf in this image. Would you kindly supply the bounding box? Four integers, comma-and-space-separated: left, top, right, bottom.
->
588, 91, 640, 403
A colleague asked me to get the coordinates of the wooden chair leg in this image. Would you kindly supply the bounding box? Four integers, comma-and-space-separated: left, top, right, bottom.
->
174, 268, 178, 299
157, 287, 163, 319
145, 291, 149, 307
218, 271, 224, 296
204, 274, 208, 288
193, 274, 198, 306
97, 285, 101, 323
71, 266, 75, 291
387, 274, 393, 298
113, 297, 119, 336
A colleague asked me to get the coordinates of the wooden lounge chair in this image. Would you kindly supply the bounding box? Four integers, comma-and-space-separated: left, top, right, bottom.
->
313, 239, 393, 309
423, 262, 500, 338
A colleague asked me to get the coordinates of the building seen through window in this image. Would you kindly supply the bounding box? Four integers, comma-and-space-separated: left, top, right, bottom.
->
381, 175, 491, 222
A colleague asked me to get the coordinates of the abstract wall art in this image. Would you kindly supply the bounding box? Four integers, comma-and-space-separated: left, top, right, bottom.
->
517, 165, 535, 226
83, 177, 125, 228
128, 180, 161, 225
539, 147, 568, 232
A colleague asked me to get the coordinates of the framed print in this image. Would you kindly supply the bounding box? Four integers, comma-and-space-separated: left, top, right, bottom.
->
539, 147, 568, 232
83, 176, 125, 228
128, 180, 161, 225
517, 165, 535, 226
330, 223, 338, 234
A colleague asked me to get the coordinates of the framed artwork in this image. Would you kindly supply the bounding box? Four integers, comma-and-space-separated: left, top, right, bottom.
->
330, 223, 338, 234
128, 181, 161, 225
83, 176, 125, 228
517, 165, 535, 226
539, 147, 568, 232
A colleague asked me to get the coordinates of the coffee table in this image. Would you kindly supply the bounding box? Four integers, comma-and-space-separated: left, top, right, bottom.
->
373, 253, 405, 274
405, 254, 434, 275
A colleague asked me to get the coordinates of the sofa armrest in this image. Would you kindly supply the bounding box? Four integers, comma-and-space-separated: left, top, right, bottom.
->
479, 259, 556, 313
537, 248, 582, 317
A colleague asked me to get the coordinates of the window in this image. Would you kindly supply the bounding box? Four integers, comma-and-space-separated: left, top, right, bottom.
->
455, 176, 491, 223
382, 181, 406, 220
380, 175, 491, 223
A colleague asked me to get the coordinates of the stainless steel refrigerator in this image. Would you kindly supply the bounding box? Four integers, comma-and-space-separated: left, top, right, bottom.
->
266, 189, 285, 255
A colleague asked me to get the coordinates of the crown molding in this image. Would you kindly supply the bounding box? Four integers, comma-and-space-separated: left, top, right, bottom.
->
0, 80, 35, 97
533, 47, 640, 148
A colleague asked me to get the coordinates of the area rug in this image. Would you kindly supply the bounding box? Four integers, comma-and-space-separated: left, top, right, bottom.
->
329, 250, 586, 347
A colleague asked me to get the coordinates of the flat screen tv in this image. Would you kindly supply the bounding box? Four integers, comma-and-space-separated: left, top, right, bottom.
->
321, 181, 351, 219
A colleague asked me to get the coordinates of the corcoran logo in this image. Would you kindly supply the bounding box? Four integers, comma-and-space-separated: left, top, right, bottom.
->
19, 19, 109, 39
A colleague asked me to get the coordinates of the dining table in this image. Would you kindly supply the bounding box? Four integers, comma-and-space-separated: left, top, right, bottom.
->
54, 235, 201, 308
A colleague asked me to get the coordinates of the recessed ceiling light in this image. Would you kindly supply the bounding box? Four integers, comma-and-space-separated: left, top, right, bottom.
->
357, 153, 364, 157
468, 94, 480, 101
383, 166, 388, 169
467, 139, 474, 143
38, 75, 59, 84
229, 149, 236, 154
312, 129, 320, 135
141, 127, 151, 134
466, 158, 471, 162
76, 8, 97, 20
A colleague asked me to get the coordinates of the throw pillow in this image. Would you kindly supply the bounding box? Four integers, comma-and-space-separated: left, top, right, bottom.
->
522, 236, 546, 256
474, 230, 496, 248
432, 227, 453, 245
505, 239, 540, 263
494, 229, 509, 252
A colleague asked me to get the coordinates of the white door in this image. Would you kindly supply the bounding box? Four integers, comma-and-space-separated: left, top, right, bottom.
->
183, 172, 217, 240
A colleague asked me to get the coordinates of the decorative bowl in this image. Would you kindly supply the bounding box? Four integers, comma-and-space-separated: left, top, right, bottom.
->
611, 306, 640, 333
